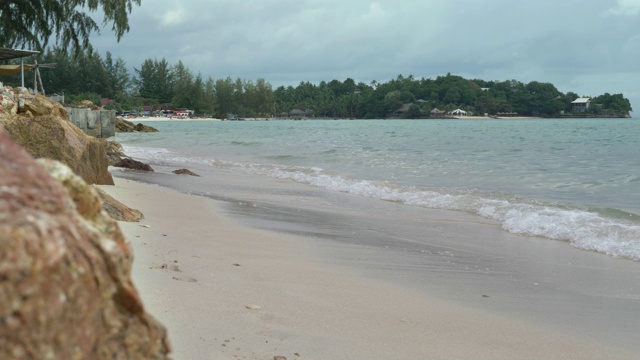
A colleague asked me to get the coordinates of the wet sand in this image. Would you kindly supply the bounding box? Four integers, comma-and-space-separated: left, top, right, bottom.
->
99, 177, 638, 360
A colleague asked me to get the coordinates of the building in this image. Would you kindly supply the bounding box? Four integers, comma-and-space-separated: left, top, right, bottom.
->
571, 97, 591, 112
449, 108, 467, 116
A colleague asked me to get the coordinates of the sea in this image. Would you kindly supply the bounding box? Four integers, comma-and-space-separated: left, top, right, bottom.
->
115, 118, 640, 261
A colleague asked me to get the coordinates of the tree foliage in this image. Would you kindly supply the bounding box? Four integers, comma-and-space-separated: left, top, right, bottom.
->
0, 47, 632, 118
0, 0, 140, 55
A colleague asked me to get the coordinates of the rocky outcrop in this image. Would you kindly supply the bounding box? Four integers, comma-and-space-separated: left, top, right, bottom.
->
106, 140, 130, 166
93, 186, 144, 222
75, 99, 101, 110
172, 168, 200, 176
116, 117, 159, 132
0, 129, 170, 359
0, 87, 114, 185
114, 158, 154, 172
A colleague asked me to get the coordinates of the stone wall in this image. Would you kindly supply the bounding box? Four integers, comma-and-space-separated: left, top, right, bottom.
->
66, 107, 116, 138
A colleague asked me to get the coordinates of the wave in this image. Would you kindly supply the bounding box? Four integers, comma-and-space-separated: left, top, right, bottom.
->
265, 166, 640, 261
121, 144, 640, 261
230, 140, 262, 146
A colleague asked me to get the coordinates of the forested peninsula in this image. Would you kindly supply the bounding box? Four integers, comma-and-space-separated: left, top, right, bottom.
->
4, 48, 632, 119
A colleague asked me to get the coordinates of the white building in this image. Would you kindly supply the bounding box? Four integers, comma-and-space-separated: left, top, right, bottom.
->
571, 97, 591, 112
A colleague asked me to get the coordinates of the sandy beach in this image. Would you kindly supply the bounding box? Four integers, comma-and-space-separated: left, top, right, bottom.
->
99, 177, 637, 360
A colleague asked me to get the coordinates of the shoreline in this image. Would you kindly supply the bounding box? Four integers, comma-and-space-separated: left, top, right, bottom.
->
99, 177, 637, 360
127, 115, 631, 122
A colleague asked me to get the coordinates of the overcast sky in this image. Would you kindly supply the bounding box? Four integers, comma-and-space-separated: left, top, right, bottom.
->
91, 0, 640, 112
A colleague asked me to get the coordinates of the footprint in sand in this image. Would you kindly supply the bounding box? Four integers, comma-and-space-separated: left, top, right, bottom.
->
152, 262, 198, 282
153, 263, 181, 272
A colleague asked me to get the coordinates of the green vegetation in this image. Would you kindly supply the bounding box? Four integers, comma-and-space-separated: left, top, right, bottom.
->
1, 49, 632, 118
0, 0, 140, 55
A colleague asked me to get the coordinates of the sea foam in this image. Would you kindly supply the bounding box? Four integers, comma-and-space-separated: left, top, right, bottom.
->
122, 144, 640, 261
267, 165, 640, 261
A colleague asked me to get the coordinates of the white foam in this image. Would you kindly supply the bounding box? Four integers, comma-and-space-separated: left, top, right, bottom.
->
267, 166, 640, 261
119, 146, 640, 261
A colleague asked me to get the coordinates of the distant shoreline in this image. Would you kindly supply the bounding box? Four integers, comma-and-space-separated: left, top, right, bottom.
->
129, 115, 632, 122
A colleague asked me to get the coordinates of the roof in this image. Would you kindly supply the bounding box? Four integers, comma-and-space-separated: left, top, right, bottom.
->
0, 64, 34, 76
0, 48, 40, 61
571, 97, 591, 104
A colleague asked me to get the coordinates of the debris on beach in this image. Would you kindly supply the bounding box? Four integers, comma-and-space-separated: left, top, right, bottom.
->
245, 304, 262, 311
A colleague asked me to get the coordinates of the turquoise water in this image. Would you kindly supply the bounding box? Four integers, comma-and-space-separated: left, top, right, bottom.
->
116, 118, 640, 260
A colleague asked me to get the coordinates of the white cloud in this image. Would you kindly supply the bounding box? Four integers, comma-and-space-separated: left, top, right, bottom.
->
157, 6, 187, 27
609, 0, 640, 16
89, 0, 640, 111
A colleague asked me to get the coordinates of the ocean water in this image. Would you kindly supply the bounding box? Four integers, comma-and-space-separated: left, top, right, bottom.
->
116, 118, 640, 261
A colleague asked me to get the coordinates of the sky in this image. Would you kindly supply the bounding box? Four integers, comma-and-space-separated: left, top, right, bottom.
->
91, 0, 640, 112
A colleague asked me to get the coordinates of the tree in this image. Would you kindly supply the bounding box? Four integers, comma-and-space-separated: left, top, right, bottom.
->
0, 0, 141, 55
171, 61, 194, 109
214, 77, 235, 117
134, 58, 174, 104
104, 52, 131, 102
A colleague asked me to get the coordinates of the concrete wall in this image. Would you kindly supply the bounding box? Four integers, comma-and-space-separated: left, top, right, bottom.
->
66, 108, 116, 138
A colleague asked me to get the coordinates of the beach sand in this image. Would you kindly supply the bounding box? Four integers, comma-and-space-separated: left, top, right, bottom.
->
99, 178, 637, 360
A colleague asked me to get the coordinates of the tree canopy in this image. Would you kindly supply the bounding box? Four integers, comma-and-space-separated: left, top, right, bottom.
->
0, 0, 140, 54
0, 47, 632, 118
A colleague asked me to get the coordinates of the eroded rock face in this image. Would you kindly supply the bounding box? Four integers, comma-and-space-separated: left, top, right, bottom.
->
0, 88, 114, 185
0, 130, 170, 359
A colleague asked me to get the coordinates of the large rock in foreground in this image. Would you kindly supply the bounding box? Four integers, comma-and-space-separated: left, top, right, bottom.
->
0, 130, 171, 359
0, 88, 114, 185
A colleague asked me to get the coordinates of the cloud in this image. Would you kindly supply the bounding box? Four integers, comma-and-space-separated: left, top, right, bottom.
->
89, 0, 640, 111
159, 8, 185, 26
609, 0, 640, 16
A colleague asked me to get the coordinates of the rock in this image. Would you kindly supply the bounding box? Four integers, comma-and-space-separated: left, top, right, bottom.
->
116, 118, 159, 133
92, 186, 144, 222
0, 89, 114, 185
114, 158, 154, 172
106, 140, 130, 166
0, 130, 171, 359
18, 91, 68, 118
172, 168, 200, 176
116, 117, 136, 132
76, 99, 101, 110
134, 123, 159, 132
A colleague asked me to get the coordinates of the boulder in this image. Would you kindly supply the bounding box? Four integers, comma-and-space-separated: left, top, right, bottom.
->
134, 122, 159, 132
106, 140, 130, 166
76, 99, 101, 110
116, 117, 136, 132
114, 158, 154, 172
172, 168, 200, 176
0, 89, 114, 185
116, 118, 159, 133
0, 129, 171, 359
92, 185, 144, 222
